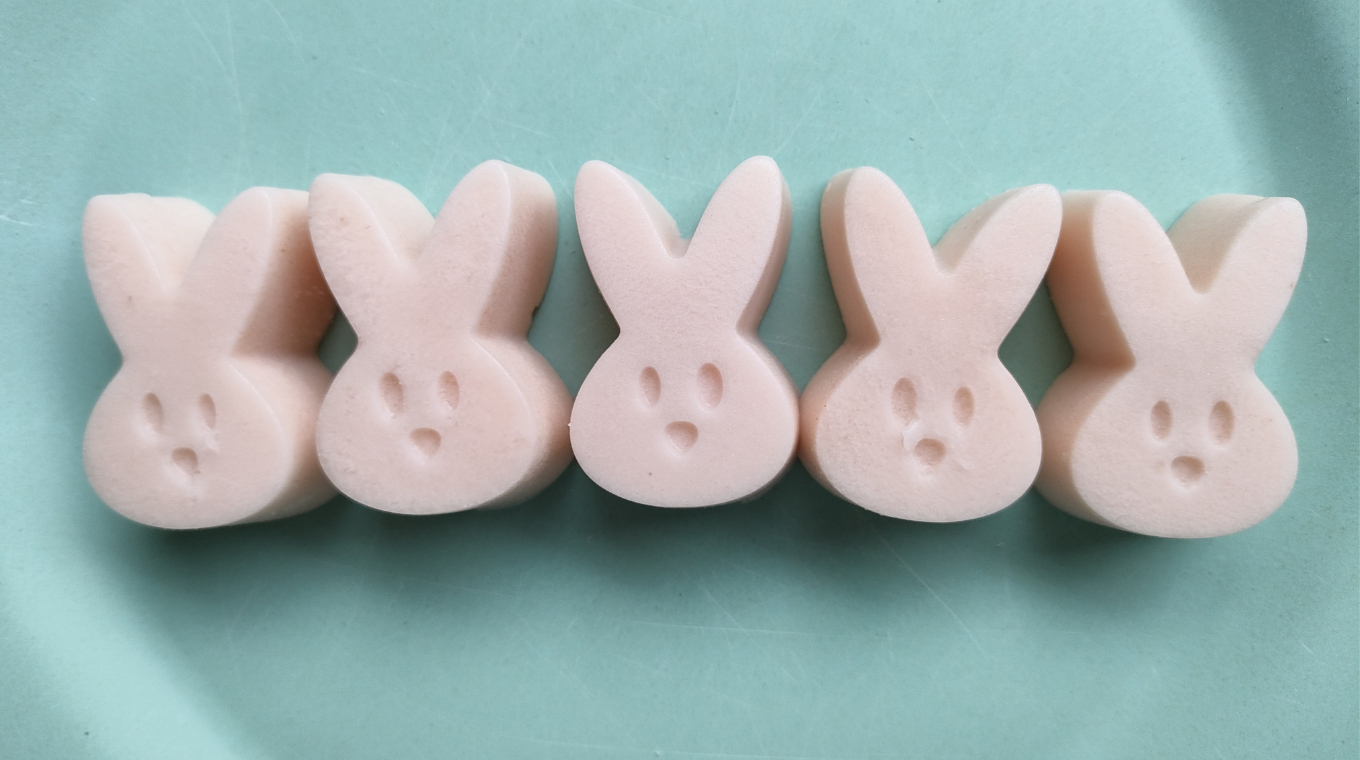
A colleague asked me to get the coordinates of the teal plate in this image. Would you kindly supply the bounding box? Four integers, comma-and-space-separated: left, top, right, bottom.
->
2, 1, 1356, 757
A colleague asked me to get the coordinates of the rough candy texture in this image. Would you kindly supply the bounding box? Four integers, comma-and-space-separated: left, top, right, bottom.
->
83, 188, 337, 528
1035, 191, 1306, 538
571, 157, 799, 507
801, 168, 1061, 522
308, 162, 572, 514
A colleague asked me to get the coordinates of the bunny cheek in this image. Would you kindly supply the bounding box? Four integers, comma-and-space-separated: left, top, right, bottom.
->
315, 348, 539, 514
570, 339, 798, 508
809, 354, 1040, 522
1070, 378, 1297, 538
83, 366, 289, 529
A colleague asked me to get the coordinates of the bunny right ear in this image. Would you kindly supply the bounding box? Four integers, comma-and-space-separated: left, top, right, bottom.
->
1168, 194, 1306, 357
308, 174, 435, 335
179, 187, 335, 356
685, 156, 792, 329
574, 160, 682, 320
934, 184, 1061, 340
820, 167, 936, 346
83, 194, 215, 350
1049, 191, 1194, 364
420, 161, 558, 337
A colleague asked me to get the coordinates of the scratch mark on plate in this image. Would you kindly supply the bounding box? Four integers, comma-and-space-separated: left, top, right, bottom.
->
601, 0, 680, 22
916, 76, 983, 187
258, 0, 302, 58
871, 523, 984, 655
772, 89, 822, 158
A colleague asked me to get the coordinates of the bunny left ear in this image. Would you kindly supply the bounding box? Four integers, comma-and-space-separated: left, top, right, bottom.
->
83, 194, 215, 351
574, 160, 683, 325
1168, 194, 1306, 356
686, 156, 792, 330
181, 187, 335, 355
936, 184, 1062, 340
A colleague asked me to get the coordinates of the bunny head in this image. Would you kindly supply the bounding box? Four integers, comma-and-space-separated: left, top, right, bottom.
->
308, 162, 573, 515
1036, 191, 1306, 538
570, 157, 800, 507
82, 189, 337, 529
801, 168, 1061, 521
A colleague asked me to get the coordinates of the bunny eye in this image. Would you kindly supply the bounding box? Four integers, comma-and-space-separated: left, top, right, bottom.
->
953, 387, 974, 426
1210, 401, 1234, 444
697, 363, 723, 408
380, 373, 404, 417
143, 393, 164, 434
198, 394, 217, 430
1150, 400, 1173, 439
439, 372, 461, 412
640, 366, 661, 406
892, 378, 917, 426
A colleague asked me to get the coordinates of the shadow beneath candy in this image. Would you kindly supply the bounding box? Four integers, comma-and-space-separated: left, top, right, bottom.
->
99, 446, 1214, 760
114, 454, 1195, 643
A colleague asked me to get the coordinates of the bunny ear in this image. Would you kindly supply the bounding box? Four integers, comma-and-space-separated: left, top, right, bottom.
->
574, 160, 680, 321
821, 167, 936, 343
1048, 191, 1192, 363
685, 156, 792, 330
181, 187, 335, 355
937, 184, 1061, 339
420, 161, 558, 336
83, 194, 215, 349
308, 173, 433, 335
1168, 194, 1306, 356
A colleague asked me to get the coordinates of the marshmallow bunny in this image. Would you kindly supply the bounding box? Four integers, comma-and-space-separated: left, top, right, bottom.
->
801, 168, 1061, 521
83, 188, 337, 528
308, 161, 572, 514
571, 157, 799, 507
1035, 191, 1306, 538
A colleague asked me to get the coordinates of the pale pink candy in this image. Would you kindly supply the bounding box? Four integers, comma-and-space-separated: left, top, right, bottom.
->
571, 157, 799, 507
1036, 191, 1306, 538
308, 162, 572, 514
83, 188, 337, 528
801, 168, 1061, 521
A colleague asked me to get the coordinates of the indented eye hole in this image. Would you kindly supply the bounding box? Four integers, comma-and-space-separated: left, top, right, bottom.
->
380, 372, 404, 417
439, 372, 460, 411
953, 387, 974, 425
198, 395, 216, 430
697, 363, 723, 408
1151, 400, 1173, 439
1209, 401, 1234, 444
640, 366, 661, 406
142, 393, 164, 433
892, 378, 917, 426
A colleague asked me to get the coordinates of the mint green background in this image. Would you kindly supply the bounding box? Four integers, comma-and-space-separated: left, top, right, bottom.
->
2, 1, 1356, 758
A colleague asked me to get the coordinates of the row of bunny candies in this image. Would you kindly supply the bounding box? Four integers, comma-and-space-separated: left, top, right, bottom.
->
81, 156, 1307, 538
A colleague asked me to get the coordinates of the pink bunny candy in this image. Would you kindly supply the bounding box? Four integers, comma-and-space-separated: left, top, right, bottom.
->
83, 188, 337, 528
801, 168, 1061, 521
1036, 191, 1306, 538
308, 161, 572, 514
571, 157, 800, 507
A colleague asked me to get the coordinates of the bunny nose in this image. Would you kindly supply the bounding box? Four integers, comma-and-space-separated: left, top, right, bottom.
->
666, 421, 698, 453
1171, 456, 1205, 486
172, 448, 199, 476
411, 428, 441, 457
913, 438, 946, 468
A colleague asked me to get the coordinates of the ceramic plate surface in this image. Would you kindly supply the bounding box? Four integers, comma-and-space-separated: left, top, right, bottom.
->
1, 1, 1355, 757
